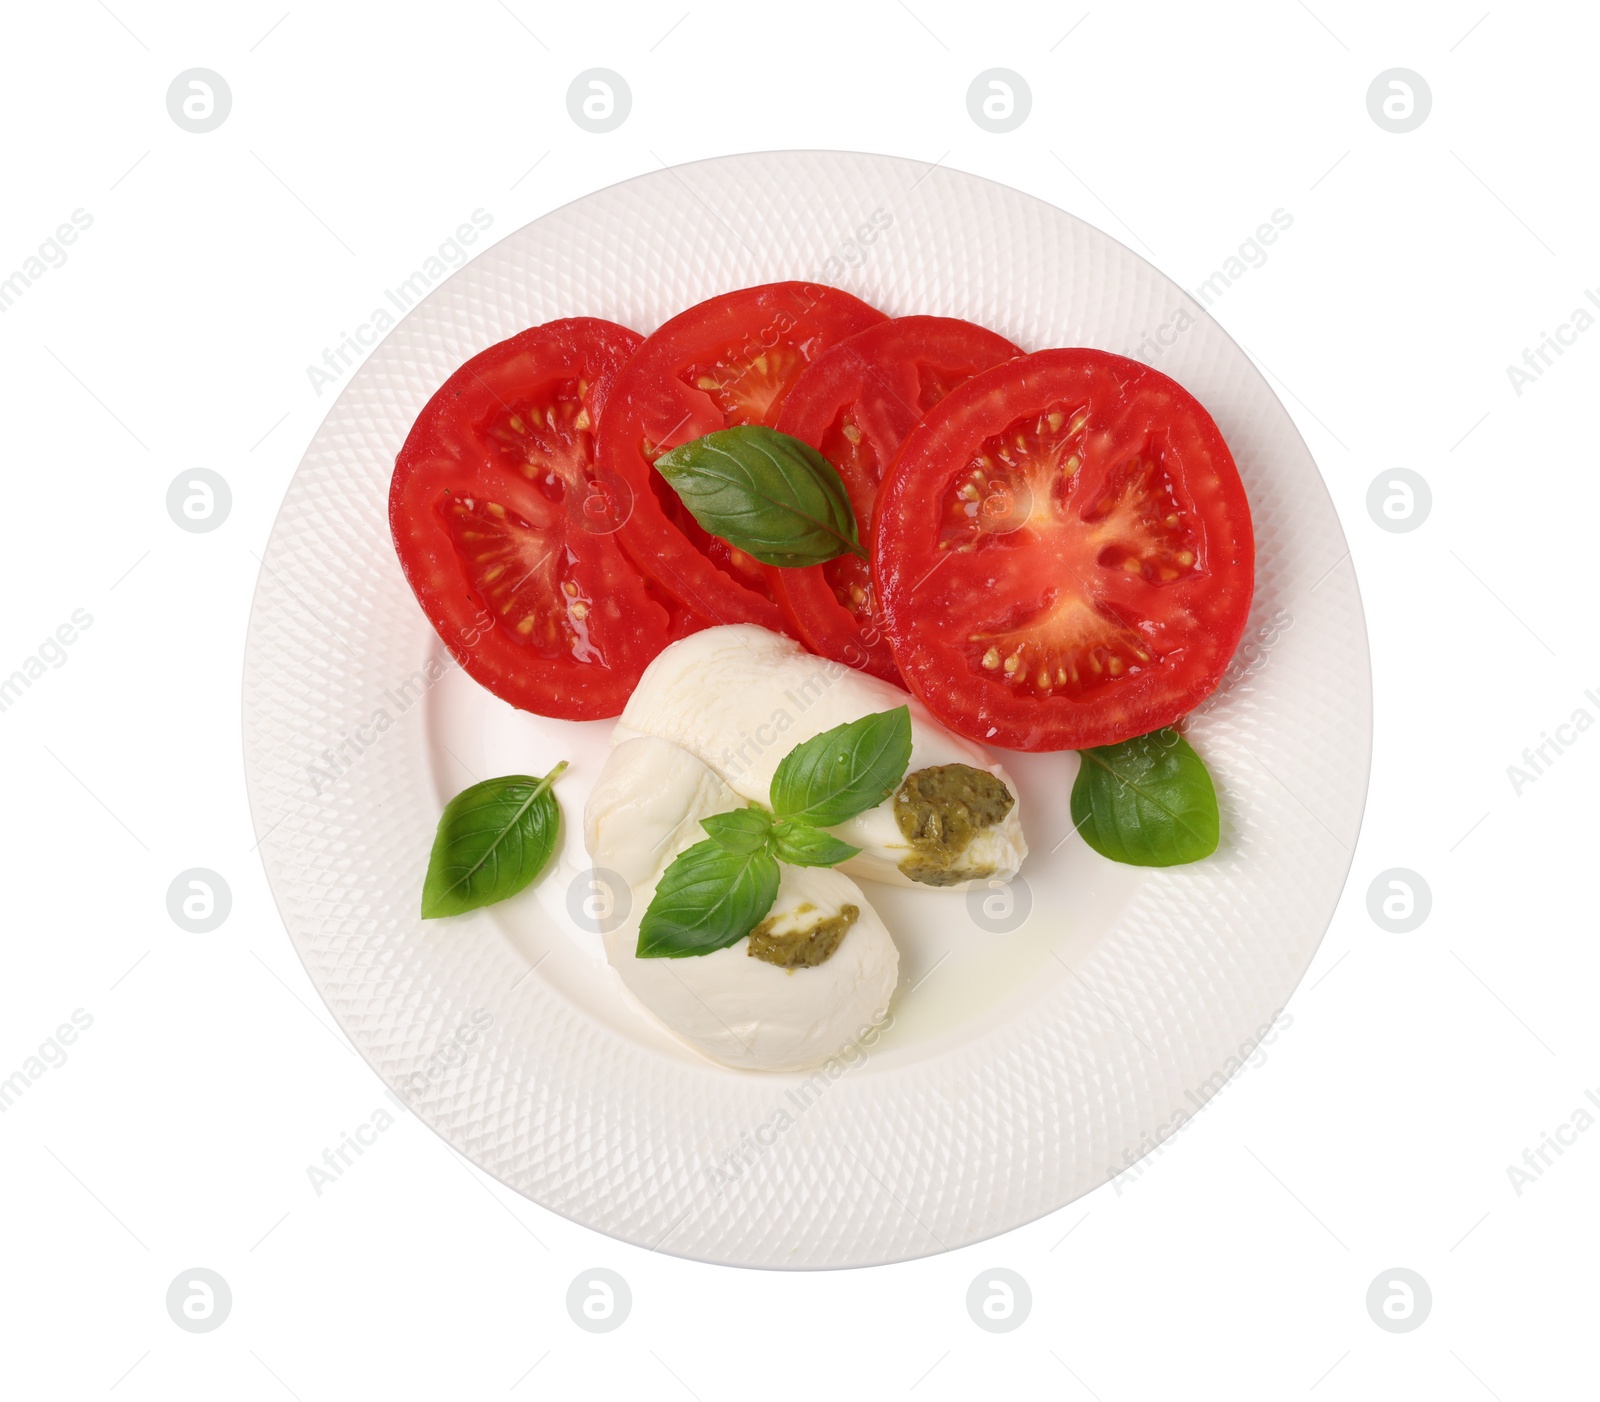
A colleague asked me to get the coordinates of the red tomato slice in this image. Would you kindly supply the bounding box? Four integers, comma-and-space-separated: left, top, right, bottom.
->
596, 283, 886, 628
390, 317, 694, 720
875, 349, 1255, 750
767, 316, 1022, 682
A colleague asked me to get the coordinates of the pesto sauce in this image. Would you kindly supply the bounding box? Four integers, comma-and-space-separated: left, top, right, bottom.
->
747, 903, 859, 969
892, 764, 1014, 886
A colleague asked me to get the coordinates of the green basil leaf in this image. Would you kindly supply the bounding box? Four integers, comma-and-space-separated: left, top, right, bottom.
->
700, 806, 774, 855
421, 763, 567, 918
1070, 729, 1219, 867
636, 838, 780, 959
653, 425, 867, 568
769, 706, 913, 827
771, 819, 860, 868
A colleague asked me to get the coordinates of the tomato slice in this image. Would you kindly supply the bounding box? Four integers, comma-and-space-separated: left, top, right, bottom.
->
390, 317, 694, 720
874, 349, 1255, 750
767, 316, 1022, 682
596, 283, 886, 628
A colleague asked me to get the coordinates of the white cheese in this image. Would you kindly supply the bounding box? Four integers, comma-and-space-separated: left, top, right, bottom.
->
614, 624, 1027, 888
585, 735, 898, 1072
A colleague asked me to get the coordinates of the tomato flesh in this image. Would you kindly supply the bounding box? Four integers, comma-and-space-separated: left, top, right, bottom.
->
683, 342, 809, 423
391, 317, 692, 720
596, 283, 886, 628
767, 316, 1022, 682
874, 349, 1254, 750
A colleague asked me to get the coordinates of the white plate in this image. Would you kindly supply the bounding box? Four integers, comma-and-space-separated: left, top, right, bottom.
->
243, 151, 1369, 1269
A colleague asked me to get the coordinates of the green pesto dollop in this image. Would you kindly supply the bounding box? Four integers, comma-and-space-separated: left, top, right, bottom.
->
893, 763, 1014, 886
747, 902, 858, 969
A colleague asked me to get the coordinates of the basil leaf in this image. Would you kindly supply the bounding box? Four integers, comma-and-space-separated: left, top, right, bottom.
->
421, 763, 567, 918
1070, 729, 1219, 867
654, 425, 867, 568
771, 819, 860, 868
636, 838, 780, 959
701, 806, 774, 855
770, 706, 913, 827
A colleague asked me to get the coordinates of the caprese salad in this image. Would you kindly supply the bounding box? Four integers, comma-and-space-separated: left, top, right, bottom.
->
392, 282, 1254, 1071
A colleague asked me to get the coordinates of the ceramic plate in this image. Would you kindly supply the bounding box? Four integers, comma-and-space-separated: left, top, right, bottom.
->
243, 150, 1370, 1269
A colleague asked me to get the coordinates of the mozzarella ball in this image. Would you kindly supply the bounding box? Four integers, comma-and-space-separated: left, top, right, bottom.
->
584, 736, 898, 1071
614, 624, 1028, 888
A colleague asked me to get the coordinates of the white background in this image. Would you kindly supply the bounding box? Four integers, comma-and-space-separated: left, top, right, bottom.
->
1, 0, 1595, 1396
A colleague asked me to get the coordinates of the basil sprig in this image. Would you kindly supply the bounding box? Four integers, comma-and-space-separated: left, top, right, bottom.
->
1070, 729, 1219, 867
700, 806, 775, 855
653, 425, 867, 567
421, 763, 567, 917
637, 708, 911, 958
771, 820, 859, 868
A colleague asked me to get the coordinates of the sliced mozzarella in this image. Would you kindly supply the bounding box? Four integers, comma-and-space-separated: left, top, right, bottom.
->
585, 736, 898, 1072
614, 624, 1027, 888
